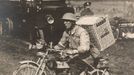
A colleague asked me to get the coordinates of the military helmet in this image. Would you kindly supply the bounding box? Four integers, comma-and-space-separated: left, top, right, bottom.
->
83, 2, 91, 7
62, 13, 77, 21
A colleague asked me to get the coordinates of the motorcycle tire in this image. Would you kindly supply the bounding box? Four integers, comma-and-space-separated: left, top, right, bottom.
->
80, 69, 110, 75
13, 64, 41, 75
13, 64, 56, 75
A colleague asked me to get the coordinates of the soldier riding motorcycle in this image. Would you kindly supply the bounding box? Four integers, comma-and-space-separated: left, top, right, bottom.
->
13, 13, 110, 75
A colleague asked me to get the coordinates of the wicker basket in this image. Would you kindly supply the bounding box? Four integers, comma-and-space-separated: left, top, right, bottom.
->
76, 16, 115, 51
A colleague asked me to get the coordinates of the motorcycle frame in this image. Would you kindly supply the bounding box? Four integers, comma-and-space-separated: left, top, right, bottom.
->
81, 60, 109, 75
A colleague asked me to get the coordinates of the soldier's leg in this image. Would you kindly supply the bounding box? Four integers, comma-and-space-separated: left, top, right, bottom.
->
69, 58, 89, 75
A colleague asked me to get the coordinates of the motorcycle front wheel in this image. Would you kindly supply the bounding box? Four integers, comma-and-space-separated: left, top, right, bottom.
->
13, 64, 43, 75
13, 64, 56, 75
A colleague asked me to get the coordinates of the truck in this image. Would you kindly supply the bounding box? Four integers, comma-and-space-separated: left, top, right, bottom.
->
4, 0, 74, 46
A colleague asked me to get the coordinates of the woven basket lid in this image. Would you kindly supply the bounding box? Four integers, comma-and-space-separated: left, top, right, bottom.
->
76, 16, 105, 25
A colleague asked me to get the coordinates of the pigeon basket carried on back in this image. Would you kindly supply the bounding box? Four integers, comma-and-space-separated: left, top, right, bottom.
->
76, 15, 115, 51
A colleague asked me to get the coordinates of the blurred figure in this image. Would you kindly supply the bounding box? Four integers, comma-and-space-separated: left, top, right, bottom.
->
80, 2, 94, 16
29, 26, 46, 50
74, 6, 83, 19
0, 20, 2, 35
6, 17, 14, 34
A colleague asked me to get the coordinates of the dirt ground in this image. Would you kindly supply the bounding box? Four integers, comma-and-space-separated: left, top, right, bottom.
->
0, 1, 134, 75
0, 35, 134, 75
0, 36, 37, 75
101, 39, 134, 75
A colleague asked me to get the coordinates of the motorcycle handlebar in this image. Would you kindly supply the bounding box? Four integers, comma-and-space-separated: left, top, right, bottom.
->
46, 48, 79, 58
46, 48, 61, 52
37, 48, 79, 61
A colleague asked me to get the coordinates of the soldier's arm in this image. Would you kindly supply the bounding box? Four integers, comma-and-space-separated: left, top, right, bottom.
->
54, 31, 67, 49
78, 31, 90, 53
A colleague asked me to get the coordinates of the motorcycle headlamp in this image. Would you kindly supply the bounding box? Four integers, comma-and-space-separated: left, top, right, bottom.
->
26, 0, 34, 1
46, 15, 54, 24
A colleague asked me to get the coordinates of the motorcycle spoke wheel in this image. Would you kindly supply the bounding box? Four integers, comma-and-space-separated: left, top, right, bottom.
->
44, 67, 56, 75
13, 64, 42, 75
103, 71, 110, 75
92, 70, 110, 75
80, 71, 88, 75
80, 70, 110, 75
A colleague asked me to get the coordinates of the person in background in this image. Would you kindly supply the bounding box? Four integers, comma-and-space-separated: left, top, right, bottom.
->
28, 26, 46, 50
0, 20, 2, 35
80, 1, 94, 16
6, 17, 14, 35
54, 13, 100, 75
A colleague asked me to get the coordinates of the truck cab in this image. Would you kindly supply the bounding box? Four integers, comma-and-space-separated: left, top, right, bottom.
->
9, 0, 74, 45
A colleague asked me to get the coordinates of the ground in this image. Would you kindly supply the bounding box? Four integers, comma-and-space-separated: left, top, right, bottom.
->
0, 36, 37, 75
0, 1, 134, 75
101, 39, 134, 75
0, 35, 134, 75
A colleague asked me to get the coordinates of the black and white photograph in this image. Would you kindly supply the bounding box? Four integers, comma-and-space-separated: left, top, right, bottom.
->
0, 0, 133, 75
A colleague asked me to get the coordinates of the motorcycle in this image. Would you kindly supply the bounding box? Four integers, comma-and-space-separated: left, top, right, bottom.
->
13, 46, 110, 75
12, 48, 77, 75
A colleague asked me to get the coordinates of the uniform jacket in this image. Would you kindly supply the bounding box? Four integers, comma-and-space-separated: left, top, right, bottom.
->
56, 25, 100, 64
57, 25, 90, 53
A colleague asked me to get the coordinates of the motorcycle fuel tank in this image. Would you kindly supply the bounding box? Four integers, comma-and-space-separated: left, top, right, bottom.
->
56, 61, 70, 69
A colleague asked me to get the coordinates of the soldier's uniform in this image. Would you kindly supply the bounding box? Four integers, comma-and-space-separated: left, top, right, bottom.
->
57, 25, 90, 53
54, 13, 100, 75
80, 2, 94, 17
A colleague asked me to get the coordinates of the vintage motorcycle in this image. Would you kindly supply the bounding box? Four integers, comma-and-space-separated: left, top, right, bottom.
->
13, 47, 110, 75
12, 48, 78, 75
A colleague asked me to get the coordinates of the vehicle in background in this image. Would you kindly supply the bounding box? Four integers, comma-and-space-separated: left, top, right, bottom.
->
110, 17, 134, 40
4, 0, 74, 45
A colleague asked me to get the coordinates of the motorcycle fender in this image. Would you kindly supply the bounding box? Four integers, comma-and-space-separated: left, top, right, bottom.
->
56, 61, 70, 69
19, 60, 39, 67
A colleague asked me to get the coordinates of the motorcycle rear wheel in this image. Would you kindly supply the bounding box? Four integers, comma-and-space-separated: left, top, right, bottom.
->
80, 70, 110, 75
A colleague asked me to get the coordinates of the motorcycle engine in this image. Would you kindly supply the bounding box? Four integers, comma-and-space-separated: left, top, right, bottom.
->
96, 58, 109, 68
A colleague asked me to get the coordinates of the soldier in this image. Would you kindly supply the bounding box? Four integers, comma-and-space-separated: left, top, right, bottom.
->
54, 13, 100, 75
6, 17, 14, 34
0, 20, 2, 35
80, 2, 94, 16
54, 13, 90, 55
